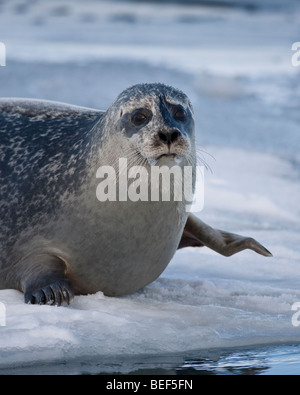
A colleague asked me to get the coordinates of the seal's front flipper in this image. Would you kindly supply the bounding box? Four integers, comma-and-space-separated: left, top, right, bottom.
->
10, 254, 74, 305
25, 279, 74, 305
178, 213, 272, 257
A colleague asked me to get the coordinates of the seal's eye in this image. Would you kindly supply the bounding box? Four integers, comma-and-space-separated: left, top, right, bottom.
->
132, 113, 147, 125
173, 106, 186, 122
131, 109, 152, 126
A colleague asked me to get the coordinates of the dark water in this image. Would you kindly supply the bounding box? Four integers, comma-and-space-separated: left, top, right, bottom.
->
177, 344, 300, 375
1, 344, 300, 375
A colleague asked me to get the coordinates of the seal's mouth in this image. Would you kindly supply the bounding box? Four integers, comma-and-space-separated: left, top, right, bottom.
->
157, 153, 176, 160
147, 153, 183, 166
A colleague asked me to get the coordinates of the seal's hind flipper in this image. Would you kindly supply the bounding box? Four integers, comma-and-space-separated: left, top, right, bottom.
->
177, 229, 205, 249
217, 229, 273, 257
178, 213, 272, 257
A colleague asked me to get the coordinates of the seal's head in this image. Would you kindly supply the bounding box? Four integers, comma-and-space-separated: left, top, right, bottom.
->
105, 83, 195, 167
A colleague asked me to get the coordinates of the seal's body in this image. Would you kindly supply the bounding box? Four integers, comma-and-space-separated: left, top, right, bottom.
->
0, 84, 271, 305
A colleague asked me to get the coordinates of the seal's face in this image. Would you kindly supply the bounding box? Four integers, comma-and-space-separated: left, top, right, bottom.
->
116, 84, 195, 166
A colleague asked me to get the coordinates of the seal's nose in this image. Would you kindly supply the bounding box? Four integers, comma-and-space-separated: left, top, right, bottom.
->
158, 130, 181, 144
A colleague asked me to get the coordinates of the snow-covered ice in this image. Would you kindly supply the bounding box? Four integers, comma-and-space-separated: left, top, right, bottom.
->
0, 0, 300, 373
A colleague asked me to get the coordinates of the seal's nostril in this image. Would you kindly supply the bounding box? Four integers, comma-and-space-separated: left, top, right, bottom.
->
170, 130, 180, 142
158, 131, 168, 143
158, 130, 181, 144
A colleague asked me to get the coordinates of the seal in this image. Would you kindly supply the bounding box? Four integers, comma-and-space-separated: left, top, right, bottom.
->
0, 83, 272, 305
